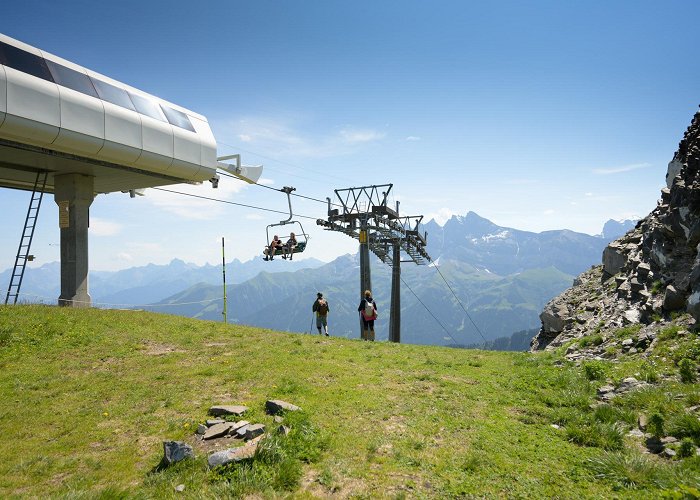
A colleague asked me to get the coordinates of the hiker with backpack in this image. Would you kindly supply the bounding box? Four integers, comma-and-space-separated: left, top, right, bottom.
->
312, 292, 330, 336
358, 289, 377, 341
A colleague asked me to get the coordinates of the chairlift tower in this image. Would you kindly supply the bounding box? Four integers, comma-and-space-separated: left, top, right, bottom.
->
317, 184, 431, 342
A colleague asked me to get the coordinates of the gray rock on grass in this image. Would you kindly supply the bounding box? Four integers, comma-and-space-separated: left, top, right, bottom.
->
265, 400, 301, 415
163, 441, 194, 465
208, 405, 248, 417
207, 435, 264, 468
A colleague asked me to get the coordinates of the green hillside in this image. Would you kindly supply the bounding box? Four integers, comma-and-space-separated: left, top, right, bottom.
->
0, 305, 698, 498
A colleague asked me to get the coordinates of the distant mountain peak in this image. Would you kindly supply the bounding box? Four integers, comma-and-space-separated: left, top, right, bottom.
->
599, 218, 639, 240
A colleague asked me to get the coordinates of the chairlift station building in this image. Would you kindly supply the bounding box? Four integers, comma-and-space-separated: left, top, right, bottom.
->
0, 33, 242, 306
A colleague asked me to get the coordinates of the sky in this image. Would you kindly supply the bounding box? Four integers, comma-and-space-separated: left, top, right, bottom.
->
1, 1, 699, 272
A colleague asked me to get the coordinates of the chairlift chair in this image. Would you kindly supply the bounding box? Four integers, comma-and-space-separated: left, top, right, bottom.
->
264, 187, 309, 260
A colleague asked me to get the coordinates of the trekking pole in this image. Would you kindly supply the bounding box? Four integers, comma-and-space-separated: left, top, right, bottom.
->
309, 313, 314, 334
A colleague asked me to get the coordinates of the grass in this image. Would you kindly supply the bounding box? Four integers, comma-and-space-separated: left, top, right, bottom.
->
0, 304, 697, 498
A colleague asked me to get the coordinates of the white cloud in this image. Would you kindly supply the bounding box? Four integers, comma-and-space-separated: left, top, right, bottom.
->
543, 209, 555, 215
405, 136, 421, 142
592, 162, 651, 175
116, 252, 134, 262
585, 192, 593, 196
213, 116, 386, 159
426, 207, 455, 225
338, 127, 385, 144
90, 217, 123, 236
257, 177, 275, 186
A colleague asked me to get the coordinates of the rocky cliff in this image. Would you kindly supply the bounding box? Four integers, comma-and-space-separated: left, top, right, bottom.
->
532, 109, 700, 352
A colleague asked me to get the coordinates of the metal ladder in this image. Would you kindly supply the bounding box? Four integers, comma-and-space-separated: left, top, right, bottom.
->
4, 171, 48, 305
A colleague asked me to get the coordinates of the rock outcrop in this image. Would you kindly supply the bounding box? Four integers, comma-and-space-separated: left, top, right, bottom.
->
532, 109, 700, 351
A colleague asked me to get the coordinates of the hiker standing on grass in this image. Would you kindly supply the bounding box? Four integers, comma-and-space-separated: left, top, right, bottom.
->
312, 292, 330, 336
358, 289, 377, 341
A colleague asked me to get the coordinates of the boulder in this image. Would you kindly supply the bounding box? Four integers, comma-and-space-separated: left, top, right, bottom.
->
638, 414, 648, 431
227, 420, 250, 436
603, 245, 627, 277
208, 405, 248, 417
203, 422, 235, 440
207, 435, 264, 468
265, 400, 302, 415
663, 285, 686, 311
162, 441, 194, 466
688, 290, 700, 322
244, 423, 266, 440
623, 309, 641, 324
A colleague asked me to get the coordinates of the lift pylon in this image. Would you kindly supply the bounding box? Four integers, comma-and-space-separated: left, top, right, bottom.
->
317, 184, 431, 342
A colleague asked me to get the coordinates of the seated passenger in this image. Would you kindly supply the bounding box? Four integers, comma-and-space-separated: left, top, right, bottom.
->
282, 232, 297, 260
263, 235, 283, 261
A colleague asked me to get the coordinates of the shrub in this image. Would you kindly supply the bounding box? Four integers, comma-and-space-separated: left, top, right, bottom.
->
567, 421, 625, 450
583, 360, 608, 381
637, 362, 659, 383
579, 334, 604, 348
668, 414, 700, 445
586, 451, 662, 489
648, 413, 665, 438
593, 404, 635, 426
679, 358, 698, 383
651, 280, 664, 296
614, 325, 642, 338
678, 438, 697, 459
659, 325, 682, 341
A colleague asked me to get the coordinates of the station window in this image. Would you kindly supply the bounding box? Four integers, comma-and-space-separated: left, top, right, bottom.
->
0, 41, 54, 82
91, 78, 136, 111
161, 105, 196, 132
46, 61, 98, 98
128, 92, 167, 122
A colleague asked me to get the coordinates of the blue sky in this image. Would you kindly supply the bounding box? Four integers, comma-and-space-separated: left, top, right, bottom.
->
1, 1, 699, 272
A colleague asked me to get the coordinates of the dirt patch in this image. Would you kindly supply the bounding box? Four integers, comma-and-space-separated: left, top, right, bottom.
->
384, 415, 407, 435
142, 341, 185, 356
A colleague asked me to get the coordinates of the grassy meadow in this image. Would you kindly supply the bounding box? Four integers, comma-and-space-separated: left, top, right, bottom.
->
0, 305, 698, 498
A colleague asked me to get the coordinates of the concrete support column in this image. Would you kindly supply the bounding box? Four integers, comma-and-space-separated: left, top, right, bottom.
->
54, 174, 94, 307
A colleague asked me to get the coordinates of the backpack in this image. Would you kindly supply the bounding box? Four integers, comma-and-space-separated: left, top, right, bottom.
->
317, 299, 328, 315
364, 299, 375, 318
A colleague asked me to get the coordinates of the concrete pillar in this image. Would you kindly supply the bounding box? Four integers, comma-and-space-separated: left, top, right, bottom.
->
54, 174, 94, 307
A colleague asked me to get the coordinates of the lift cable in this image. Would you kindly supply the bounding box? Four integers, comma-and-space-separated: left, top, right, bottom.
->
218, 169, 344, 209
432, 262, 489, 344
151, 187, 320, 221
396, 271, 460, 346
373, 256, 461, 345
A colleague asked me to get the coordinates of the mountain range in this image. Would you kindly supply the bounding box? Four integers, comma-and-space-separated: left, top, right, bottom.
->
2, 213, 636, 348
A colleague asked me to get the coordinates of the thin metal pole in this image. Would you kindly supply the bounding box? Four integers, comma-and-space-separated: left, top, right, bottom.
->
222, 237, 227, 324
